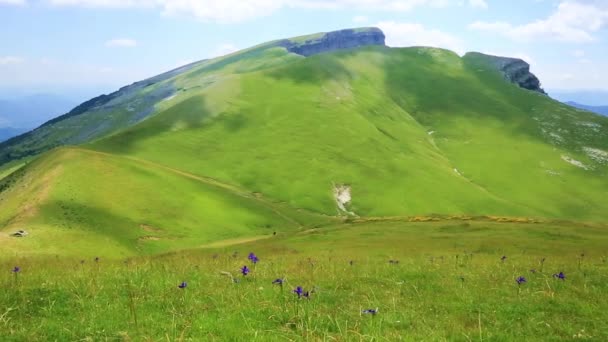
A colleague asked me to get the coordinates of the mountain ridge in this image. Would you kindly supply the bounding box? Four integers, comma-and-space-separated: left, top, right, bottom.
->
0, 27, 549, 167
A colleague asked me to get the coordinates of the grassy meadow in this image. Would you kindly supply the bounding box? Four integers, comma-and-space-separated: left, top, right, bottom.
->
1, 32, 608, 341
2, 220, 607, 341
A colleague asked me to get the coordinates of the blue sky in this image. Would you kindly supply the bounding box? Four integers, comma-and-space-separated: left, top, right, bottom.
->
1, 0, 607, 96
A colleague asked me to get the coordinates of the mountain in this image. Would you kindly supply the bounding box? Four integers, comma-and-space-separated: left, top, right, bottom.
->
1, 27, 607, 257
566, 101, 608, 116
0, 93, 77, 129
0, 127, 26, 142
549, 90, 608, 106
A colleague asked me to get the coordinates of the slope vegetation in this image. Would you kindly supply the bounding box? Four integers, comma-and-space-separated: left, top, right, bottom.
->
92, 46, 608, 221
0, 147, 325, 257
1, 29, 608, 257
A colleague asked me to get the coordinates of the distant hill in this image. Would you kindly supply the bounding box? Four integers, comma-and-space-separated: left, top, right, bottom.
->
0, 127, 25, 142
566, 101, 608, 116
0, 93, 77, 130
549, 90, 608, 106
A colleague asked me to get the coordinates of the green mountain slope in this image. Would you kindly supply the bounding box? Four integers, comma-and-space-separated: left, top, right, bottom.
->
0, 147, 328, 257
1, 28, 607, 257
92, 46, 608, 220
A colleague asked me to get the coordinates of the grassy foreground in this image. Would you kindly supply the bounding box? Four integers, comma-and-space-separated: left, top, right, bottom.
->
2, 220, 607, 341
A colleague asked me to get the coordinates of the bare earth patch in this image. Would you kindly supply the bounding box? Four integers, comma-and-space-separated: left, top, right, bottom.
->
561, 155, 589, 170
140, 224, 162, 232
583, 147, 608, 164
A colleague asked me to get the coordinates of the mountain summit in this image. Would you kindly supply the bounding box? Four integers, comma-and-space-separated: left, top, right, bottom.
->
277, 27, 386, 56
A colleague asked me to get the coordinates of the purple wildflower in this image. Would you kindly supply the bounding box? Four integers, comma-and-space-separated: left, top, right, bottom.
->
12, 266, 20, 273
553, 272, 566, 280
248, 252, 259, 264
293, 286, 304, 297
178, 281, 187, 289
516, 276, 527, 285
303, 291, 310, 299
241, 265, 250, 276
362, 308, 378, 315
272, 278, 284, 285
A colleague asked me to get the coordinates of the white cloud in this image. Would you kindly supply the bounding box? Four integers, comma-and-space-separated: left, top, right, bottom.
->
0, 56, 24, 65
352, 15, 369, 23
378, 21, 465, 55
105, 38, 138, 48
468, 0, 487, 9
0, 0, 26, 5
46, 0, 490, 23
469, 1, 608, 43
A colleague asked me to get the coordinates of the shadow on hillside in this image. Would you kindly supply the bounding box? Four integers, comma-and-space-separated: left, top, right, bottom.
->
382, 49, 555, 145
94, 95, 217, 154
265, 52, 353, 84
40, 200, 144, 251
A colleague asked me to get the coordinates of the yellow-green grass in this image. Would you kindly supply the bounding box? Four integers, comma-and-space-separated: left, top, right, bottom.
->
1, 220, 606, 340
0, 147, 331, 258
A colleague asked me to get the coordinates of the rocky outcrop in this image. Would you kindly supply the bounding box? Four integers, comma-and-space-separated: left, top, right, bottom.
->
278, 28, 386, 57
465, 52, 546, 94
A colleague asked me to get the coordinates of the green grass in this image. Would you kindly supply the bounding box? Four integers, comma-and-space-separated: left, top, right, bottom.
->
0, 147, 331, 258
90, 46, 608, 222
1, 220, 607, 340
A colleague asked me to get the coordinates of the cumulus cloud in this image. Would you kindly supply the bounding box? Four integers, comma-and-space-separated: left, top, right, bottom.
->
105, 38, 138, 47
378, 21, 465, 55
469, 1, 608, 43
0, 56, 24, 65
46, 0, 489, 22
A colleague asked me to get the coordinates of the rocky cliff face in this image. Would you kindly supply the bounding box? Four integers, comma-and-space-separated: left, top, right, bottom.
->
465, 52, 546, 94
278, 28, 386, 57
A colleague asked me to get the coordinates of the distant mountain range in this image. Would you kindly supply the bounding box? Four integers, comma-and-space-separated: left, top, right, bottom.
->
549, 90, 608, 106
0, 127, 26, 143
0, 93, 78, 141
565, 101, 608, 116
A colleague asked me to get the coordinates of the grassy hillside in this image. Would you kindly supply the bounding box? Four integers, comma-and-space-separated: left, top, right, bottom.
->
1, 32, 607, 259
0, 147, 329, 257
91, 46, 608, 221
